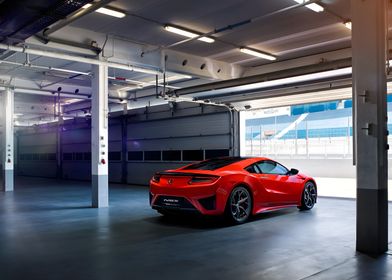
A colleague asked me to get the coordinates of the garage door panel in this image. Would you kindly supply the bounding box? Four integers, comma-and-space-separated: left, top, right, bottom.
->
127, 135, 230, 150
127, 162, 185, 185
19, 133, 56, 146
127, 114, 230, 139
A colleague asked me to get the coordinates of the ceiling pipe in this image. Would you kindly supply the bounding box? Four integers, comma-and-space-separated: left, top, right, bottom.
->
0, 86, 126, 104
1, 64, 176, 92
0, 59, 90, 76
0, 86, 90, 99
109, 76, 179, 89
43, 0, 114, 37
0, 59, 180, 92
33, 34, 101, 55
0, 43, 161, 75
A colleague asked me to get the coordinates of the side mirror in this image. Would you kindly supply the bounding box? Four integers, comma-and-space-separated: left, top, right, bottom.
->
287, 168, 299, 176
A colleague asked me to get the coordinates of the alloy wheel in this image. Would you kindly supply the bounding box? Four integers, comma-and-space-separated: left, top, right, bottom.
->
230, 187, 251, 223
303, 183, 317, 209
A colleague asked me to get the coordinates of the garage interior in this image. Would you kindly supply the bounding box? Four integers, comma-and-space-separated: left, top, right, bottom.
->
1, 0, 392, 279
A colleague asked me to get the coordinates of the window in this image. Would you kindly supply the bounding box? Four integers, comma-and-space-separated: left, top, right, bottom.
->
144, 151, 161, 161
32, 154, 39, 161
63, 153, 73, 160
256, 160, 288, 175
205, 149, 230, 159
183, 150, 203, 161
162, 150, 181, 161
48, 153, 57, 161
128, 151, 143, 161
109, 152, 121, 161
83, 152, 91, 161
74, 153, 83, 161
39, 154, 48, 161
245, 165, 259, 174
183, 157, 243, 171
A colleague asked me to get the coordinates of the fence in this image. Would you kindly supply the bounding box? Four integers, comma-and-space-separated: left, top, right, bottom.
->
244, 115, 359, 159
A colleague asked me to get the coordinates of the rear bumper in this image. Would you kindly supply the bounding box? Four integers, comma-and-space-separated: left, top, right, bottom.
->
150, 188, 225, 215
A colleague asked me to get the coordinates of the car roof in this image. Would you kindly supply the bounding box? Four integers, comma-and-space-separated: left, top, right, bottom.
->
203, 156, 272, 170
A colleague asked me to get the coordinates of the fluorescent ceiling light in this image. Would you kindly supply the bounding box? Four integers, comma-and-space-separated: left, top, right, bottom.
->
164, 25, 215, 43
344, 21, 352, 30
63, 98, 83, 105
82, 4, 126, 18
293, 0, 324, 13
240, 48, 276, 61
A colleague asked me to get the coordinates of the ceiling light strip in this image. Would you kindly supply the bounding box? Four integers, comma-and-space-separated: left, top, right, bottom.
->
293, 0, 324, 13
240, 48, 276, 61
344, 21, 352, 30
82, 4, 126, 18
164, 25, 215, 43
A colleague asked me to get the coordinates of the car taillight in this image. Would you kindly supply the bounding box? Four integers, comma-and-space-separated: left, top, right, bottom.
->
152, 175, 161, 183
188, 176, 218, 185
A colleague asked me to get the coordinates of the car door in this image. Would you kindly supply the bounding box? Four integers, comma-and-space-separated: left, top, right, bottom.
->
254, 160, 298, 206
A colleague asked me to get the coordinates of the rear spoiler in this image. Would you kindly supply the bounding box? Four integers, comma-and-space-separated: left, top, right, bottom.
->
155, 172, 219, 178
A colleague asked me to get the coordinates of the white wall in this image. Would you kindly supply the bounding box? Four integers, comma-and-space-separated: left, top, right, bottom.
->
277, 158, 356, 178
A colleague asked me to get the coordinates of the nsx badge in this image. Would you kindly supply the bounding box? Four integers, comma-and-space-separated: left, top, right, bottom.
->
163, 198, 179, 203
168, 179, 173, 184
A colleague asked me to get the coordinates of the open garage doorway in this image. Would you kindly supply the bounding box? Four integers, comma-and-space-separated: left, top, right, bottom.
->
239, 89, 392, 200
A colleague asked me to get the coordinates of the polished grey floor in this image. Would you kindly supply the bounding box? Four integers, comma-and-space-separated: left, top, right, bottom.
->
0, 177, 392, 280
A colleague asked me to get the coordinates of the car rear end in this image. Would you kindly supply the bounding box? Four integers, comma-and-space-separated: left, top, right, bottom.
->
149, 171, 224, 215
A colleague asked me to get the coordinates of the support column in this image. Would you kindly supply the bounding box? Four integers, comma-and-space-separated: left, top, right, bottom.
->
352, 0, 388, 255
1, 88, 14, 192
56, 121, 63, 179
121, 115, 128, 184
91, 64, 109, 208
56, 95, 63, 179
233, 110, 240, 156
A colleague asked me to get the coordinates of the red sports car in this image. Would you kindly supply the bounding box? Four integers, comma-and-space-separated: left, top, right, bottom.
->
149, 157, 317, 224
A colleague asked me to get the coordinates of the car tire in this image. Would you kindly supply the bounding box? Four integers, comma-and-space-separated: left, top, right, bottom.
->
298, 181, 317, 211
225, 186, 252, 224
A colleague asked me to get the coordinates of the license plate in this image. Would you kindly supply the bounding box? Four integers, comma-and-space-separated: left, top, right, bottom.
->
162, 198, 180, 207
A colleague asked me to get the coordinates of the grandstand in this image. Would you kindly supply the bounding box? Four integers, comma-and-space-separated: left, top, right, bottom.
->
244, 99, 392, 159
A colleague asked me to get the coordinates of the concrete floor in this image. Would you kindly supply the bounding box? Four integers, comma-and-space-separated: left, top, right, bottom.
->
1, 177, 392, 280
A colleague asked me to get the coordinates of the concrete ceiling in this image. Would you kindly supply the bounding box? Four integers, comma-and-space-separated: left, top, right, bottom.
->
70, 0, 351, 67
0, 0, 391, 125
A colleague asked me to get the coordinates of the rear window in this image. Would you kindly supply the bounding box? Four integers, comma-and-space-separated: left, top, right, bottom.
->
183, 157, 244, 171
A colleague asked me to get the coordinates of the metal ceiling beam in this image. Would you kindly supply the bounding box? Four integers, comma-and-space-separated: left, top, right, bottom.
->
172, 57, 352, 97
29, 26, 243, 80
0, 42, 161, 75
243, 48, 353, 77
208, 78, 353, 104
14, 101, 56, 115
0, 86, 90, 100
33, 35, 101, 56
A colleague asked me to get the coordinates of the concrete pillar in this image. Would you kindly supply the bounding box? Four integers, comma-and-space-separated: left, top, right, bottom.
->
352, 0, 388, 255
56, 96, 63, 179
233, 111, 240, 157
121, 115, 128, 184
1, 88, 14, 192
56, 121, 63, 179
91, 64, 109, 208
